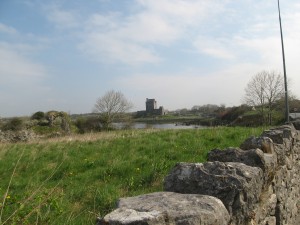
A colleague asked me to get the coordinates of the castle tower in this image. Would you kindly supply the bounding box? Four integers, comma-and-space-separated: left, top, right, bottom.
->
146, 98, 157, 113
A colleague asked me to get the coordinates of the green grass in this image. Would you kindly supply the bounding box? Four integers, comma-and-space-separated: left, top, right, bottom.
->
0, 127, 266, 224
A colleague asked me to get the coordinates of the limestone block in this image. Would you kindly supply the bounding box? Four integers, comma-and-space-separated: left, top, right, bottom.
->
207, 148, 277, 184
164, 161, 264, 225
208, 148, 266, 169
262, 125, 297, 145
97, 192, 230, 225
240, 136, 274, 154
262, 129, 284, 144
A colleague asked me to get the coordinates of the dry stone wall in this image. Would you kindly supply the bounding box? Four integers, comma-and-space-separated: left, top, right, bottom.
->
97, 124, 300, 225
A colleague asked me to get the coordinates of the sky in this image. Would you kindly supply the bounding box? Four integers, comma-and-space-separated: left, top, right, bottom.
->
1, 0, 300, 117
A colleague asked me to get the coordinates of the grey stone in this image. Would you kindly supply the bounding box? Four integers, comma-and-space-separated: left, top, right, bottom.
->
240, 136, 274, 154
164, 161, 263, 225
262, 129, 285, 144
262, 125, 296, 144
207, 148, 277, 184
97, 192, 230, 225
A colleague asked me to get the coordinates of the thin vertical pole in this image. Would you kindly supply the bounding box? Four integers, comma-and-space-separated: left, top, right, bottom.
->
277, 0, 289, 123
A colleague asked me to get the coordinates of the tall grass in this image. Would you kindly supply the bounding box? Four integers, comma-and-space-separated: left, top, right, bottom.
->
0, 127, 266, 224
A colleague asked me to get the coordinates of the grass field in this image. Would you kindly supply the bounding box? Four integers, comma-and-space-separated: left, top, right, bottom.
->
0, 127, 267, 224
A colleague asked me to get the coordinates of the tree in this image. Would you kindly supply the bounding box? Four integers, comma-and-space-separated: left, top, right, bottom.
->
244, 70, 284, 125
94, 90, 133, 129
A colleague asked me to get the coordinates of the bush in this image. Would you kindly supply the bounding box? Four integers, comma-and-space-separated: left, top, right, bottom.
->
220, 106, 248, 123
75, 117, 102, 133
31, 111, 45, 120
2, 117, 24, 131
32, 125, 62, 135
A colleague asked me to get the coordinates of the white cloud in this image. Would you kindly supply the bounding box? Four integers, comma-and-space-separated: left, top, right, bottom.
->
45, 5, 79, 29
0, 42, 47, 85
193, 37, 236, 60
0, 23, 18, 35
79, 32, 162, 65
79, 0, 229, 65
120, 12, 180, 44
0, 42, 51, 117
136, 0, 227, 25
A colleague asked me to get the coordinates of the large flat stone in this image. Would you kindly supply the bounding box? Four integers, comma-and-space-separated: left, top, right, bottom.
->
97, 192, 230, 225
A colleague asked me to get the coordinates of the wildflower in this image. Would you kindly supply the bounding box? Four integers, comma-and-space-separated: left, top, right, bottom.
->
6, 195, 11, 199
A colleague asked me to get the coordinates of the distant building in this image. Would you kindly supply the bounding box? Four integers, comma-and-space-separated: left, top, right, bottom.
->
137, 98, 165, 117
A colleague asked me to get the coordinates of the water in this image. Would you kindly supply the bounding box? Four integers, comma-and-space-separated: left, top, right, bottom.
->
113, 122, 206, 130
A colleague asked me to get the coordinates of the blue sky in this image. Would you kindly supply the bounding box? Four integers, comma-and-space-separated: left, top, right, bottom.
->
1, 0, 300, 117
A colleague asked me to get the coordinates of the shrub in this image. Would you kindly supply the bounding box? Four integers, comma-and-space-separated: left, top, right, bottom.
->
31, 111, 45, 120
220, 106, 247, 123
32, 125, 61, 135
75, 117, 102, 133
2, 117, 24, 131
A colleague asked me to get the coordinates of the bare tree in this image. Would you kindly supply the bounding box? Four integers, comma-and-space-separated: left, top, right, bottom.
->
244, 71, 284, 125
94, 90, 133, 129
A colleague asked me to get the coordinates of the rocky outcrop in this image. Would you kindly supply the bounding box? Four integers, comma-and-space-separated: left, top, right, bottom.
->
98, 124, 300, 225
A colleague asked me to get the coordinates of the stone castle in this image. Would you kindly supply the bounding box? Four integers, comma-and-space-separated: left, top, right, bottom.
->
136, 98, 165, 117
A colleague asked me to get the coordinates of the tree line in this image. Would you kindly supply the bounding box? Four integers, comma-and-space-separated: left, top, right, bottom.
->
1, 70, 299, 136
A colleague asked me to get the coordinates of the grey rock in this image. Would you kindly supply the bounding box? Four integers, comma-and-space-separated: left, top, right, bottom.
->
208, 147, 265, 171
240, 136, 274, 154
164, 161, 263, 225
261, 125, 298, 166
262, 125, 296, 144
262, 129, 285, 144
98, 192, 230, 225
207, 148, 277, 184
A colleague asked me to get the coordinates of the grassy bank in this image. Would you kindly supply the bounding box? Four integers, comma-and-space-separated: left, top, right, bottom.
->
0, 127, 266, 224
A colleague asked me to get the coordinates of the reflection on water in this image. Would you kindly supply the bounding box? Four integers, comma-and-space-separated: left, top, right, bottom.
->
113, 122, 206, 130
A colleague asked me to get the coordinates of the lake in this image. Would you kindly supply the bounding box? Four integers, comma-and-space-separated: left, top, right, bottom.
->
113, 122, 206, 130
